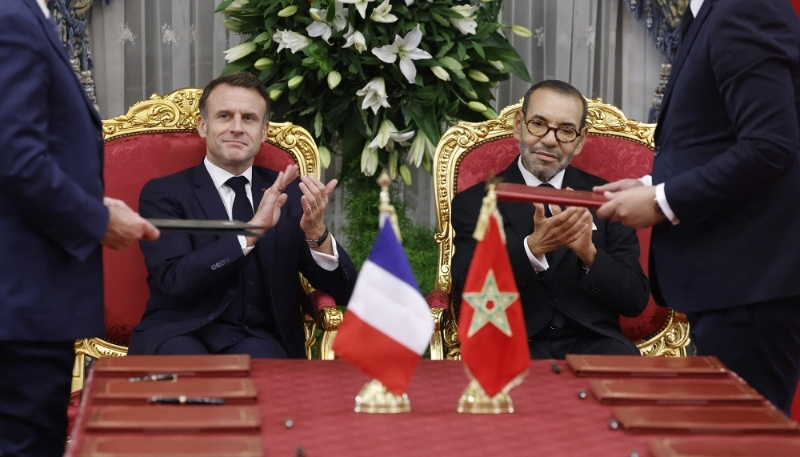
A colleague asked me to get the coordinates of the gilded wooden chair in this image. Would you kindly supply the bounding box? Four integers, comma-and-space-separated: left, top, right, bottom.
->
71, 88, 342, 392
426, 99, 691, 360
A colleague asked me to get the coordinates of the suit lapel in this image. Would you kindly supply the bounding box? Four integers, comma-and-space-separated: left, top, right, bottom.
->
193, 164, 230, 224
251, 169, 276, 274
656, 0, 715, 134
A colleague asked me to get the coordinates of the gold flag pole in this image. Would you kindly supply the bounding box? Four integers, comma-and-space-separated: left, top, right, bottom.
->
353, 172, 411, 414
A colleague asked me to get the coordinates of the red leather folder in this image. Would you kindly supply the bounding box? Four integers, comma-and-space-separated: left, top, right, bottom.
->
566, 355, 731, 378
84, 405, 261, 433
495, 182, 608, 209
93, 355, 250, 378
91, 378, 257, 405
650, 438, 800, 457
610, 405, 800, 434
77, 436, 263, 457
589, 378, 765, 406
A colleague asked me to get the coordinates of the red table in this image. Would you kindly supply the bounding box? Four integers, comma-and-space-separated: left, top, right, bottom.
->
67, 360, 800, 456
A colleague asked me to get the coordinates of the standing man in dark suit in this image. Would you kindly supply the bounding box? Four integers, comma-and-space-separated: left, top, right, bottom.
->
0, 1, 159, 455
597, 0, 800, 415
127, 72, 356, 359
451, 80, 650, 359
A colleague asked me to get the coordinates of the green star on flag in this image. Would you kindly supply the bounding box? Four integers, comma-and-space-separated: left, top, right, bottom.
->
462, 270, 519, 338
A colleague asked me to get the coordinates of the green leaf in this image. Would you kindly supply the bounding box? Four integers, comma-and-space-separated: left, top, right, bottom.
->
405, 99, 441, 145
215, 0, 235, 13
457, 42, 466, 61
472, 42, 485, 59
311, 111, 322, 138
221, 59, 252, 74
506, 59, 531, 82
439, 56, 462, 71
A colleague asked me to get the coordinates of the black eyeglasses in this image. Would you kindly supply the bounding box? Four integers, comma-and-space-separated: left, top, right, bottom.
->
525, 119, 581, 143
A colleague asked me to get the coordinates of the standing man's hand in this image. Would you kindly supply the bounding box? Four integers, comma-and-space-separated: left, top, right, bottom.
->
299, 175, 337, 255
102, 197, 160, 249
593, 178, 644, 194
596, 185, 665, 228
246, 164, 299, 246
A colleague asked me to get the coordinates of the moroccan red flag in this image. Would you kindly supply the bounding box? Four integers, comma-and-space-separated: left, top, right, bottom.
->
458, 208, 530, 398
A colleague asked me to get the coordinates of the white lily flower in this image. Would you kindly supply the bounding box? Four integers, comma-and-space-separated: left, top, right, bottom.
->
273, 30, 312, 54
307, 3, 347, 44
343, 26, 367, 53
338, 0, 375, 20
450, 5, 478, 35
356, 77, 390, 114
224, 41, 256, 62
361, 144, 379, 176
368, 119, 414, 152
372, 25, 433, 84
225, 0, 248, 13
370, 0, 397, 23
407, 133, 434, 167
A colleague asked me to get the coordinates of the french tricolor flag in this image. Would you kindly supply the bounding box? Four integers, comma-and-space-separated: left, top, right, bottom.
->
332, 218, 434, 395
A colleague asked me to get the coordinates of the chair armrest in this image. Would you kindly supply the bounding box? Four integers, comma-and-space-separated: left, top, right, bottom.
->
426, 289, 450, 360
308, 290, 342, 360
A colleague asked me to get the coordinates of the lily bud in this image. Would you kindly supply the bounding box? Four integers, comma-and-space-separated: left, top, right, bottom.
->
510, 25, 534, 37
269, 89, 283, 101
464, 89, 478, 100
399, 165, 412, 186
309, 10, 324, 22
254, 57, 274, 70
431, 66, 450, 81
388, 150, 399, 180
467, 69, 490, 83
361, 145, 378, 176
222, 19, 244, 33
277, 5, 297, 17
468, 101, 488, 113
223, 41, 256, 62
287, 75, 304, 89
318, 145, 331, 169
482, 107, 499, 119
327, 71, 342, 89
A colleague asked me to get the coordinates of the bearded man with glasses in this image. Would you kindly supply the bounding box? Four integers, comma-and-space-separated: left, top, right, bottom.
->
450, 80, 650, 359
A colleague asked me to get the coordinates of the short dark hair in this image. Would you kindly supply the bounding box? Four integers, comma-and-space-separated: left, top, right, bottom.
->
198, 72, 270, 124
521, 80, 588, 129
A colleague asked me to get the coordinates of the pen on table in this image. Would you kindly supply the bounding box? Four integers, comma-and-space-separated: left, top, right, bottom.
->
128, 373, 178, 382
148, 396, 226, 405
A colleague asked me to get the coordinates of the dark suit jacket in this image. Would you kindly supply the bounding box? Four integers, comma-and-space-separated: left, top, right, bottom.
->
651, 0, 800, 312
0, 0, 108, 341
127, 164, 356, 358
451, 162, 649, 347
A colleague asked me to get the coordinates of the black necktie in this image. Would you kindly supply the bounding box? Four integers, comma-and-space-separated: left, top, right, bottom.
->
537, 183, 555, 265
226, 176, 253, 222
539, 183, 555, 218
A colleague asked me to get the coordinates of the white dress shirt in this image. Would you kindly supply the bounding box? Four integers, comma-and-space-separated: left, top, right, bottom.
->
35, 0, 50, 18
204, 158, 339, 270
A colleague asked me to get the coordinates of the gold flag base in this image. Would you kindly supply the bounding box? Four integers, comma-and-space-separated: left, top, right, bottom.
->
457, 380, 514, 414
354, 379, 411, 414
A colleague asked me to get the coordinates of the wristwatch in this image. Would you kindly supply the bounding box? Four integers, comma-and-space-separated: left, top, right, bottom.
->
305, 228, 329, 248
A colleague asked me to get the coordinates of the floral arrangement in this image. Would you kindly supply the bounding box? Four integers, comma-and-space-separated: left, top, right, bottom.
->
218, 0, 530, 182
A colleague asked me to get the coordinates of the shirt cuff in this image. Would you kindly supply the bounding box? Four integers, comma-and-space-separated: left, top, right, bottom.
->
238, 235, 255, 255
639, 175, 653, 186
310, 235, 340, 271
655, 183, 680, 225
523, 235, 549, 272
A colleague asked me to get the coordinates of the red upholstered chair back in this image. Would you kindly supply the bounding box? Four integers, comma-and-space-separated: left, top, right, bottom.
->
75, 88, 320, 360
431, 99, 690, 358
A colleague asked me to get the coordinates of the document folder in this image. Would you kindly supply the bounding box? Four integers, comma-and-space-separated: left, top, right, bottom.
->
611, 405, 800, 434
91, 378, 257, 405
77, 436, 263, 457
650, 437, 800, 457
84, 405, 261, 433
589, 378, 765, 406
566, 354, 731, 378
93, 355, 250, 378
495, 182, 609, 209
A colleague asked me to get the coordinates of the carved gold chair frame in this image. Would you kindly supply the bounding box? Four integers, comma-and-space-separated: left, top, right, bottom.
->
429, 99, 690, 360
72, 88, 341, 392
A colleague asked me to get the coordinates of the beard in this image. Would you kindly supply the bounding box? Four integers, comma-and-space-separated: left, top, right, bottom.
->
519, 143, 572, 182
